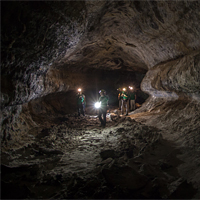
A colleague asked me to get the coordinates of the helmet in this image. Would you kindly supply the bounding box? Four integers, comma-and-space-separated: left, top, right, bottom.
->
99, 89, 105, 94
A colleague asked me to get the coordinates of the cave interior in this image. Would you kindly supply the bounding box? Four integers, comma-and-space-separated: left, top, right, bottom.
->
1, 1, 200, 199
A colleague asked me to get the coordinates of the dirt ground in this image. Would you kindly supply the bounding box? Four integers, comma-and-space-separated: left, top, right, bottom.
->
1, 107, 200, 199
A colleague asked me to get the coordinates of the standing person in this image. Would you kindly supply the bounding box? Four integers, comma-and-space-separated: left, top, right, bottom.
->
129, 86, 136, 111
82, 93, 86, 114
121, 87, 129, 116
77, 88, 85, 116
117, 88, 123, 110
98, 89, 109, 128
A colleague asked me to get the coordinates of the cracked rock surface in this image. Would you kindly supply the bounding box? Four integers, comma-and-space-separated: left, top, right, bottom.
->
2, 110, 198, 199
1, 1, 200, 199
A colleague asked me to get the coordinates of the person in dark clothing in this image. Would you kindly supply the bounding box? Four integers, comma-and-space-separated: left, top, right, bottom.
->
98, 89, 109, 128
77, 88, 85, 116
117, 88, 123, 110
129, 86, 136, 111
121, 87, 129, 116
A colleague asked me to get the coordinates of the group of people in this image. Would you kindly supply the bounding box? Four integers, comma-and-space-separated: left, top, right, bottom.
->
77, 86, 136, 128
76, 88, 109, 128
117, 86, 136, 116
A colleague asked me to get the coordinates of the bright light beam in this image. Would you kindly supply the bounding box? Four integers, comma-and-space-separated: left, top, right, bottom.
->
94, 102, 101, 108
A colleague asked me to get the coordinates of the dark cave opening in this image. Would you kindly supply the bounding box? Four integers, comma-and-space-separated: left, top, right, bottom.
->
80, 68, 148, 106
23, 68, 149, 124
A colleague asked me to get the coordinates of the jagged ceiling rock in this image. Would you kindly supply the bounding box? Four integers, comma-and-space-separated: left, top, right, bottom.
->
1, 1, 200, 105
62, 1, 200, 70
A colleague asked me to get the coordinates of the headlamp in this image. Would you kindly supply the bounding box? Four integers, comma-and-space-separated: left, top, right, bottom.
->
129, 86, 133, 90
99, 89, 105, 94
78, 88, 82, 92
123, 88, 126, 91
95, 102, 101, 108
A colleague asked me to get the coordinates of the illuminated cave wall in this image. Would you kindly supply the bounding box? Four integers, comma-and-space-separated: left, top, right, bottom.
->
1, 1, 200, 143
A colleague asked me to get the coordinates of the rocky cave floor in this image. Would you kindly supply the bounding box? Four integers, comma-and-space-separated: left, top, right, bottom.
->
1, 107, 200, 199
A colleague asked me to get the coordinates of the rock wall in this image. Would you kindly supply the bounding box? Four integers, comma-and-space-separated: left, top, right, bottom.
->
2, 1, 199, 107
1, 1, 87, 108
133, 51, 200, 163
71, 1, 200, 69
1, 1, 87, 143
1, 1, 200, 145
141, 52, 200, 100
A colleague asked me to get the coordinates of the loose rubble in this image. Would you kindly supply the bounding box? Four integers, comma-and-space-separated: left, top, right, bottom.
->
1, 110, 199, 199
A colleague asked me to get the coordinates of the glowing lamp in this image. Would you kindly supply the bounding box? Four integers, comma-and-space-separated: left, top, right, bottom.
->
95, 102, 101, 108
78, 88, 82, 92
129, 86, 133, 90
123, 88, 126, 91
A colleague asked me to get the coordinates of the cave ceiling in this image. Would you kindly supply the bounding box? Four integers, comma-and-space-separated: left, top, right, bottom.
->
2, 1, 200, 75
58, 0, 200, 73
1, 1, 200, 107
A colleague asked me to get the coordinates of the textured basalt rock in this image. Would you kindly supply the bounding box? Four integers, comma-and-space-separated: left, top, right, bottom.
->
1, 1, 199, 112
1, 1, 200, 198
141, 51, 200, 101
1, 1, 86, 107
